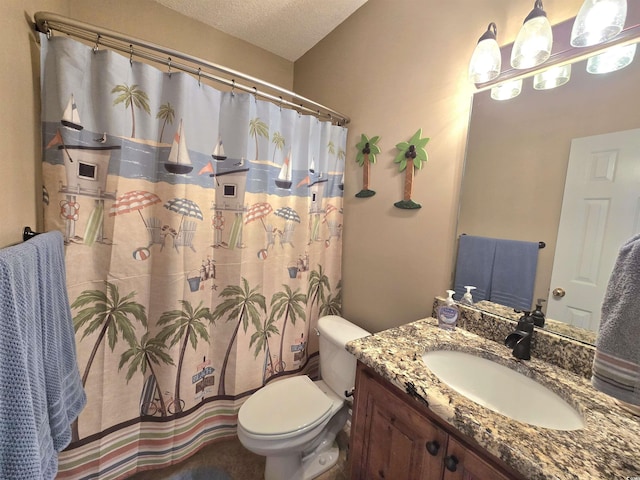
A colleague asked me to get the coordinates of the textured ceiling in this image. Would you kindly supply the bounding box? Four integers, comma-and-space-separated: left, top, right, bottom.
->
151, 0, 369, 61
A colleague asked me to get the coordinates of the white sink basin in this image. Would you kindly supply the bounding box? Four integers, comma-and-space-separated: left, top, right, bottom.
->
422, 350, 584, 430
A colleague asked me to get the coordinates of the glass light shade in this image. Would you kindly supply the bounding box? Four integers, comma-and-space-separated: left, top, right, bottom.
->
490, 79, 523, 100
469, 23, 501, 83
570, 0, 627, 47
586, 42, 636, 73
533, 64, 572, 89
511, 2, 553, 69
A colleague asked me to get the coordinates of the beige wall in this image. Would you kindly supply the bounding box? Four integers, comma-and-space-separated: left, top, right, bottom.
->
3, 0, 588, 333
294, 0, 584, 333
1, 0, 292, 248
1, 0, 68, 248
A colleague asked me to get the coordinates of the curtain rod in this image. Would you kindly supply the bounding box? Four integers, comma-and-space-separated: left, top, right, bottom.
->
33, 11, 350, 126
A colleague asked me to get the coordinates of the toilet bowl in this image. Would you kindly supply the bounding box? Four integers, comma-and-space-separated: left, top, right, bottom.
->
237, 315, 370, 480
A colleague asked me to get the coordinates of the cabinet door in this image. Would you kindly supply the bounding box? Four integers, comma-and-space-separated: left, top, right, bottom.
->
442, 437, 512, 480
350, 365, 448, 480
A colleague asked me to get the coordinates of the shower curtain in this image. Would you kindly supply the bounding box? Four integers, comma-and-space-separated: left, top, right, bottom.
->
39, 34, 347, 479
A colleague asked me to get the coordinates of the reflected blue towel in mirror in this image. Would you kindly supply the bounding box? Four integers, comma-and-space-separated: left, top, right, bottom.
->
490, 239, 539, 311
453, 235, 497, 302
454, 235, 538, 310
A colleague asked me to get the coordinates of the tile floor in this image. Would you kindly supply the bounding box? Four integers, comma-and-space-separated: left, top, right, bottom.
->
126, 432, 349, 480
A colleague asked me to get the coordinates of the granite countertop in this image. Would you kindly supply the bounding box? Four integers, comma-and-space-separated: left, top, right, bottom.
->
346, 318, 640, 480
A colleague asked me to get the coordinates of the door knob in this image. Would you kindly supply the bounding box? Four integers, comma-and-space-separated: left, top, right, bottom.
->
552, 287, 566, 298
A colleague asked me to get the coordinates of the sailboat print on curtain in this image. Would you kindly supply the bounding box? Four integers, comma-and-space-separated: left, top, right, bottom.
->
276, 150, 293, 189
61, 94, 83, 131
212, 137, 226, 160
165, 119, 193, 174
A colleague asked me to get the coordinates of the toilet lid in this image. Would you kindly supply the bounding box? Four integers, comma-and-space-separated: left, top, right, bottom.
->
238, 376, 333, 436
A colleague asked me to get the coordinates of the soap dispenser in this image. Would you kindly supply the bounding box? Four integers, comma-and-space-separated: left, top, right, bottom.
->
437, 290, 459, 331
531, 299, 546, 327
461, 286, 476, 305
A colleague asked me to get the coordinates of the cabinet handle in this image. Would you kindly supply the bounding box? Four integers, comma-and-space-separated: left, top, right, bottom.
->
426, 440, 440, 456
444, 455, 459, 472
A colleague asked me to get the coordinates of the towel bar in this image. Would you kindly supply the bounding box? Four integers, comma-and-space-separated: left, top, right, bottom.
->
23, 226, 40, 241
460, 234, 545, 249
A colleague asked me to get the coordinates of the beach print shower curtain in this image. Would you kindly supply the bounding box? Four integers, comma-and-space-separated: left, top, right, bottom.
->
39, 35, 347, 479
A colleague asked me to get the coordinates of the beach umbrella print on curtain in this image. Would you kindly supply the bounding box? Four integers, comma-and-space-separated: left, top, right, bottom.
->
244, 202, 273, 231
109, 190, 162, 227
274, 206, 301, 223
163, 197, 203, 231
274, 206, 300, 249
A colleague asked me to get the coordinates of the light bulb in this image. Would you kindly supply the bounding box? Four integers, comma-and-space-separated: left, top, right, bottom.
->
571, 0, 627, 47
469, 23, 501, 83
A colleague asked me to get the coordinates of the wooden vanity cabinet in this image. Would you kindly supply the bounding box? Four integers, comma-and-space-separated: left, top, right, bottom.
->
349, 362, 522, 480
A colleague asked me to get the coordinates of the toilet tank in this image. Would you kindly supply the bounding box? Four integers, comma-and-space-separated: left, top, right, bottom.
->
317, 315, 370, 400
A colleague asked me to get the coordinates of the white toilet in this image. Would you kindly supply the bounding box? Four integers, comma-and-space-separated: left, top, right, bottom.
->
237, 315, 370, 480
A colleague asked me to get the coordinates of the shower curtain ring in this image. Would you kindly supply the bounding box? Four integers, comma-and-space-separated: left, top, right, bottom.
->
197, 68, 201, 86
129, 44, 133, 65
253, 86, 258, 102
93, 34, 101, 53
167, 57, 172, 77
44, 21, 51, 40
279, 96, 283, 111
231, 79, 235, 96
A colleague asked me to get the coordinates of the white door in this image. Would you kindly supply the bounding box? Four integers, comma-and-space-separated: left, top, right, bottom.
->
547, 128, 640, 332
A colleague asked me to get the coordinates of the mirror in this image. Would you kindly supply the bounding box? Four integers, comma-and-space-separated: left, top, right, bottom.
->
456, 21, 640, 346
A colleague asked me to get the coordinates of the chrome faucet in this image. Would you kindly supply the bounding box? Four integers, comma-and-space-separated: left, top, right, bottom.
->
504, 311, 534, 360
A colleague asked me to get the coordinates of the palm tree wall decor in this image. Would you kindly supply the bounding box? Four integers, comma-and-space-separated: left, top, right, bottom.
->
112, 83, 151, 138
355, 134, 381, 198
393, 129, 429, 209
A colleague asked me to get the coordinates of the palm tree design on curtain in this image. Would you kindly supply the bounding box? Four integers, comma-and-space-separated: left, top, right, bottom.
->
249, 315, 280, 385
320, 280, 343, 316
271, 284, 307, 374
71, 281, 147, 440
272, 131, 285, 162
355, 134, 381, 198
327, 140, 336, 159
211, 278, 266, 396
249, 118, 269, 160
111, 83, 151, 138
118, 332, 175, 416
308, 265, 330, 317
156, 300, 215, 413
156, 102, 175, 143
394, 129, 429, 210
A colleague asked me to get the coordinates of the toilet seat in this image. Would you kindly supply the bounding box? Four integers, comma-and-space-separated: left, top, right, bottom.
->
238, 376, 333, 438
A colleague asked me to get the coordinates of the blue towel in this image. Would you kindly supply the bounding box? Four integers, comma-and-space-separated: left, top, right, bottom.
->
0, 232, 86, 480
453, 235, 497, 302
490, 239, 539, 311
592, 233, 640, 406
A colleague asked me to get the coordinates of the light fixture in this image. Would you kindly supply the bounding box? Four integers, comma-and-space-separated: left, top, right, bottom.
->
490, 79, 523, 100
469, 23, 501, 83
533, 64, 572, 90
586, 42, 637, 73
570, 0, 627, 47
511, 0, 553, 70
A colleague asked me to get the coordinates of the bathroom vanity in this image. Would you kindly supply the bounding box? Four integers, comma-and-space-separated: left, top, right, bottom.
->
346, 318, 640, 480
350, 361, 521, 479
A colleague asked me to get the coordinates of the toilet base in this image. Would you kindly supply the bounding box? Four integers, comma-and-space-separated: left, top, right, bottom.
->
264, 442, 339, 480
